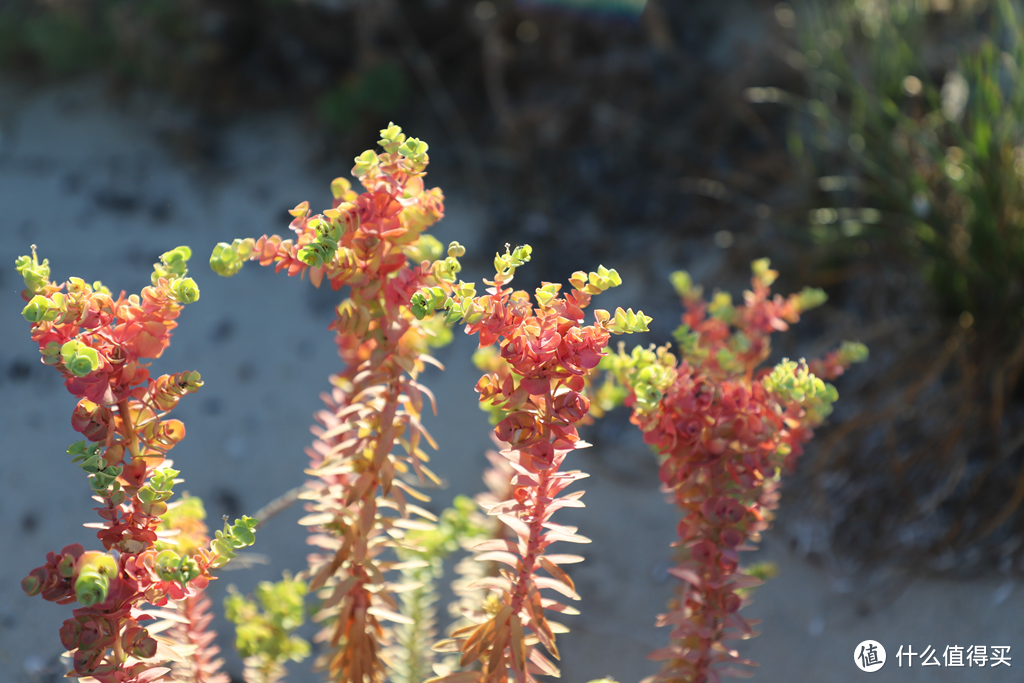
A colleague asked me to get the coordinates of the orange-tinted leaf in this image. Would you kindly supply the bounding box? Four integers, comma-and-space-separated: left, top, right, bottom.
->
527, 648, 560, 676
539, 557, 576, 592
534, 576, 580, 600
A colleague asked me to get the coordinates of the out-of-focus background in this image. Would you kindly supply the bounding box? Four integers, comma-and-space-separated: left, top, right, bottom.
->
3, 0, 1024, 681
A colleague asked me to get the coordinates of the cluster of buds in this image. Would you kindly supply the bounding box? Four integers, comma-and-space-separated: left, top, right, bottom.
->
17, 247, 255, 683
224, 575, 311, 683
414, 245, 650, 683
603, 260, 867, 683
17, 245, 199, 405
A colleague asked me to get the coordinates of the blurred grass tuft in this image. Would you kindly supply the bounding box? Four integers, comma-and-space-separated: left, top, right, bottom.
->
773, 0, 1024, 575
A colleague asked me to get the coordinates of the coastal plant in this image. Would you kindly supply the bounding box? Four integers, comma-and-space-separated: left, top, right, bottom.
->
411, 244, 652, 683
210, 123, 458, 683
15, 123, 859, 683
208, 123, 654, 683
16, 246, 256, 683
601, 260, 866, 683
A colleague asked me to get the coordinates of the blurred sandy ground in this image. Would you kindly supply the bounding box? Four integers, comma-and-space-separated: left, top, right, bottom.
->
1, 78, 1023, 683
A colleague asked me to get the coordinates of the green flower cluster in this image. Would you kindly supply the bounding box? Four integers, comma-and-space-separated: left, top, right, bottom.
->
59, 340, 101, 377
209, 516, 258, 569
15, 246, 50, 295
296, 215, 342, 269
600, 344, 677, 413
154, 549, 200, 586
567, 264, 622, 295
432, 241, 465, 284
21, 284, 107, 327
764, 358, 839, 423
210, 238, 256, 278
492, 244, 532, 282
75, 552, 118, 607
835, 340, 870, 366
152, 246, 191, 283
410, 243, 476, 324
69, 441, 124, 498
604, 306, 652, 335
137, 468, 178, 517
378, 121, 430, 171
224, 574, 310, 682
153, 246, 200, 304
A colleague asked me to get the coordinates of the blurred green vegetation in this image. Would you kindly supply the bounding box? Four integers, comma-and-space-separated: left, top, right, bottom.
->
765, 0, 1024, 571
225, 573, 310, 683
0, 0, 409, 132
790, 0, 1024, 332
318, 61, 409, 132
0, 1, 219, 79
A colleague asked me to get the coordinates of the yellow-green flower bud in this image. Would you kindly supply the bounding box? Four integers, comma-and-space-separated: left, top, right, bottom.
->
794, 286, 827, 312
57, 553, 77, 579
169, 277, 200, 304
447, 241, 466, 258
152, 246, 192, 286
398, 137, 429, 160
75, 552, 118, 607
751, 258, 778, 286
42, 341, 62, 358
838, 340, 869, 364
511, 245, 532, 264
231, 524, 255, 547
462, 301, 486, 325
353, 150, 379, 176
535, 283, 560, 307
15, 249, 51, 294
60, 340, 101, 377
378, 122, 406, 153
410, 291, 431, 320
22, 295, 52, 323
608, 307, 652, 334
708, 291, 734, 321
155, 550, 182, 582
180, 370, 203, 392
178, 556, 200, 584
453, 281, 476, 299
210, 240, 250, 277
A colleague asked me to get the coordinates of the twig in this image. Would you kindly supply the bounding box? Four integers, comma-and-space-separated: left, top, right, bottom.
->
252, 485, 307, 531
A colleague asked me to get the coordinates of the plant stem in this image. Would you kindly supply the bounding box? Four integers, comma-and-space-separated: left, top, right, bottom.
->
251, 485, 306, 531
117, 399, 141, 461
111, 621, 124, 665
